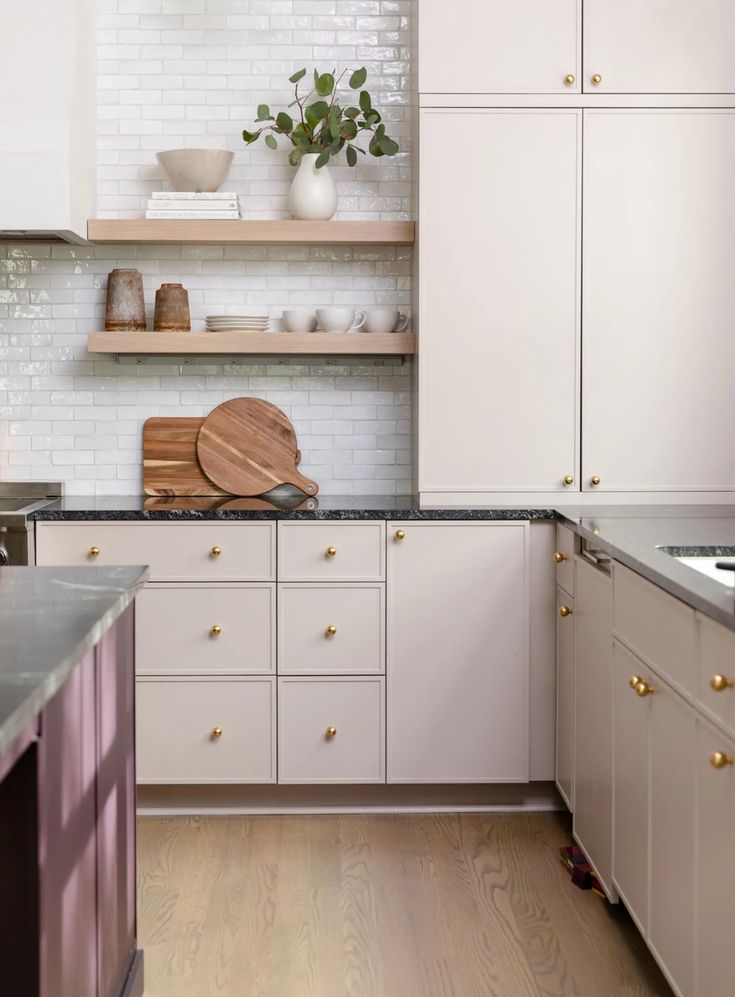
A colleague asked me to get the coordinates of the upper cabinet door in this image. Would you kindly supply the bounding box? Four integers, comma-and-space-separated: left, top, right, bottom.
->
584, 0, 735, 93
582, 110, 735, 493
419, 108, 580, 495
418, 0, 581, 94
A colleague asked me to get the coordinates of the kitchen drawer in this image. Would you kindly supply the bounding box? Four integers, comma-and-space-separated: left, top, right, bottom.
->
136, 584, 275, 675
136, 677, 275, 784
35, 521, 275, 581
697, 613, 735, 738
613, 562, 696, 696
278, 677, 385, 783
277, 521, 385, 582
278, 584, 384, 675
554, 524, 576, 595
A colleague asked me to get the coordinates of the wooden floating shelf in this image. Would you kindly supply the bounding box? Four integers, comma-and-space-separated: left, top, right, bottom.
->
87, 330, 416, 357
87, 219, 415, 246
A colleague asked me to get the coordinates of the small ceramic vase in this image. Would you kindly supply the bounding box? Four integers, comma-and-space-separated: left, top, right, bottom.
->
105, 269, 146, 331
153, 283, 191, 331
289, 153, 338, 221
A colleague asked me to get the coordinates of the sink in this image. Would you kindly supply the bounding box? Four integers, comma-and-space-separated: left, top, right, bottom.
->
658, 546, 735, 588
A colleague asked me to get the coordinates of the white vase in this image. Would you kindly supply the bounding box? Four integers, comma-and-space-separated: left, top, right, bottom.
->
289, 153, 337, 220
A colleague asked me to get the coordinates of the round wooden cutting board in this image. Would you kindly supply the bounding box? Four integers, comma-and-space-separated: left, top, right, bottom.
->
196, 397, 318, 497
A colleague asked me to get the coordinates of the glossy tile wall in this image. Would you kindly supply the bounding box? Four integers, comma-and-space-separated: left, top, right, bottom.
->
0, 0, 412, 496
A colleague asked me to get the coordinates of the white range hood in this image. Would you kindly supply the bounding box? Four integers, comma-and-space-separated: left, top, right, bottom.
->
0, 0, 96, 244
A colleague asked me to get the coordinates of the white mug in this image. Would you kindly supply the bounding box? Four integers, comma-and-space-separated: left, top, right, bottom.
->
282, 309, 317, 333
365, 308, 409, 334
316, 307, 366, 333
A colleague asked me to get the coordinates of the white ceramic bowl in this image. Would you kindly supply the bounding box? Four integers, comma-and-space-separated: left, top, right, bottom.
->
156, 149, 234, 193
282, 309, 318, 333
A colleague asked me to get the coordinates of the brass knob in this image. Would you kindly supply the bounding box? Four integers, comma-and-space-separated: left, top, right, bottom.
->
553, 552, 567, 564
395, 530, 405, 541
211, 726, 223, 739
88, 546, 100, 559
559, 605, 572, 618
710, 751, 733, 769
635, 679, 654, 697
629, 675, 643, 689
325, 726, 337, 738
591, 74, 602, 85
210, 545, 222, 558
563, 475, 574, 486
325, 624, 337, 637
326, 546, 337, 558
210, 624, 222, 637
590, 475, 601, 486
564, 74, 576, 86
710, 674, 733, 693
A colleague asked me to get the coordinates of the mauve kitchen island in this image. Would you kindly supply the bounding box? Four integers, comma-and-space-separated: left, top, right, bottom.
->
0, 565, 147, 997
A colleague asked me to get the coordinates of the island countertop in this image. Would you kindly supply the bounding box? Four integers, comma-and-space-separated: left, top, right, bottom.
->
0, 565, 148, 755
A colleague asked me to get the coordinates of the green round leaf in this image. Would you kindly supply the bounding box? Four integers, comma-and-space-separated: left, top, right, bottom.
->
315, 151, 331, 169
379, 136, 399, 156
265, 134, 278, 151
315, 73, 335, 97
344, 107, 360, 119
349, 67, 367, 90
346, 145, 358, 167
305, 100, 329, 125
242, 128, 262, 144
288, 147, 305, 167
359, 90, 372, 113
289, 68, 307, 84
276, 112, 293, 133
256, 104, 272, 122
340, 120, 358, 141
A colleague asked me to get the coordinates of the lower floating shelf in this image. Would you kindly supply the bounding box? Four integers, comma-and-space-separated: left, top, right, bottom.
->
87, 330, 415, 357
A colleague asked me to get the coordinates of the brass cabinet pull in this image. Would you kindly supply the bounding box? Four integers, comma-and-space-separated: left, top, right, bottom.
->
325, 726, 337, 739
590, 475, 601, 486
629, 675, 643, 689
563, 475, 574, 486
559, 605, 573, 618
710, 751, 733, 769
326, 546, 337, 558
210, 624, 222, 637
710, 674, 733, 693
88, 546, 101, 559
325, 625, 337, 637
591, 74, 602, 85
564, 74, 576, 86
395, 530, 406, 541
211, 726, 223, 739
634, 679, 655, 698
210, 545, 222, 558
553, 552, 567, 564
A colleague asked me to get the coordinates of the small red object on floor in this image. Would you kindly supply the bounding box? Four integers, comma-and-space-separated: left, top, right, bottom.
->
560, 844, 606, 898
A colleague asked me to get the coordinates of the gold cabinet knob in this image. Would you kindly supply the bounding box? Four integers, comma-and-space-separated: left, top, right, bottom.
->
591, 74, 602, 85
710, 751, 733, 769
88, 546, 100, 559
634, 679, 654, 697
210, 545, 222, 558
710, 674, 733, 693
564, 74, 576, 86
395, 530, 405, 541
563, 475, 574, 486
325, 624, 337, 637
211, 726, 223, 739
210, 624, 222, 637
325, 726, 337, 738
629, 675, 643, 690
559, 605, 572, 617
590, 475, 601, 486
553, 552, 568, 564
326, 546, 337, 558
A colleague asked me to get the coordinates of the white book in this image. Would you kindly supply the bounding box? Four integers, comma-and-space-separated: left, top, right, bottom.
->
153, 191, 238, 200
147, 198, 239, 211
145, 209, 241, 220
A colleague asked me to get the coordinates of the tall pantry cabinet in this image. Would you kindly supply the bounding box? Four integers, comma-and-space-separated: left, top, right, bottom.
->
416, 1, 735, 502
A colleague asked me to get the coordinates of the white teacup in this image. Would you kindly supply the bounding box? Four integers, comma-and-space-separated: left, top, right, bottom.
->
282, 309, 317, 333
316, 307, 366, 333
365, 308, 409, 334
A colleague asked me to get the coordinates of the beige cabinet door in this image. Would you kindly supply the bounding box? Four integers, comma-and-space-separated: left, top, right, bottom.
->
573, 557, 614, 896
612, 640, 652, 929
696, 721, 735, 997
556, 587, 575, 810
387, 522, 529, 783
418, 108, 580, 496
582, 110, 735, 493
584, 0, 735, 93
649, 681, 696, 997
418, 0, 581, 94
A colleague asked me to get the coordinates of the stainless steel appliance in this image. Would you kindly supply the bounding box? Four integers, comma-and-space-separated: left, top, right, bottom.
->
0, 483, 62, 565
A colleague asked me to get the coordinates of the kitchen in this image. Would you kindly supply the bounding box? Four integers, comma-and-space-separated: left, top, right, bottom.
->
1, 2, 734, 995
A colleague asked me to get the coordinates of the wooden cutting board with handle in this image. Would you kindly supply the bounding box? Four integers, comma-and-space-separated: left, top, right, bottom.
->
143, 418, 229, 496
197, 398, 318, 498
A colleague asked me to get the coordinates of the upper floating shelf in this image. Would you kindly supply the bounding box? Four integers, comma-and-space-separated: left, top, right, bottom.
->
86, 219, 415, 246
87, 330, 416, 357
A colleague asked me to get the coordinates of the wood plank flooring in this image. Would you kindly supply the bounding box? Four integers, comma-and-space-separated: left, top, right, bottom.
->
137, 811, 672, 997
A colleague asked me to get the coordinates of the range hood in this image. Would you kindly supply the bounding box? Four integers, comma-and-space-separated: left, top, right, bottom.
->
0, 0, 96, 244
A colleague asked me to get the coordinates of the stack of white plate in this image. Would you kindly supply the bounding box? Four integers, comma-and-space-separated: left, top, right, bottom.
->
205, 313, 269, 332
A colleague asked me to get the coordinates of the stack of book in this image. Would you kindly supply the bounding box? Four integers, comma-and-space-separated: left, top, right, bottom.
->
145, 191, 241, 220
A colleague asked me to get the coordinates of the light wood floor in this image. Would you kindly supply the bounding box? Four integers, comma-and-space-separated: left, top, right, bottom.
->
137, 811, 672, 997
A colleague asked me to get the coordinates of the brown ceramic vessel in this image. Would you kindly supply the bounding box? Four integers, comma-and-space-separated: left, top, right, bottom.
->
105, 268, 146, 331
153, 282, 191, 331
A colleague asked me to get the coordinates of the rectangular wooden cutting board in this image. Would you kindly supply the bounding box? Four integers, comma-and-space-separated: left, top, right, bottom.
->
143, 418, 229, 496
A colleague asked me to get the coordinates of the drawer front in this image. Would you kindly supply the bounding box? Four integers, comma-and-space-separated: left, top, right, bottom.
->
613, 562, 696, 696
136, 677, 275, 784
136, 584, 275, 675
278, 584, 385, 675
35, 521, 275, 581
697, 614, 735, 737
278, 521, 385, 582
278, 677, 385, 783
555, 524, 576, 595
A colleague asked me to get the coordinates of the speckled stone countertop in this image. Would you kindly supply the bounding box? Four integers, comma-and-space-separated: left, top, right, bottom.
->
29, 494, 557, 522
0, 565, 148, 756
558, 506, 735, 631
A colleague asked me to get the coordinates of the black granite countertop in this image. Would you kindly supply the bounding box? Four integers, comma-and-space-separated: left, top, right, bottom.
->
0, 565, 148, 755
